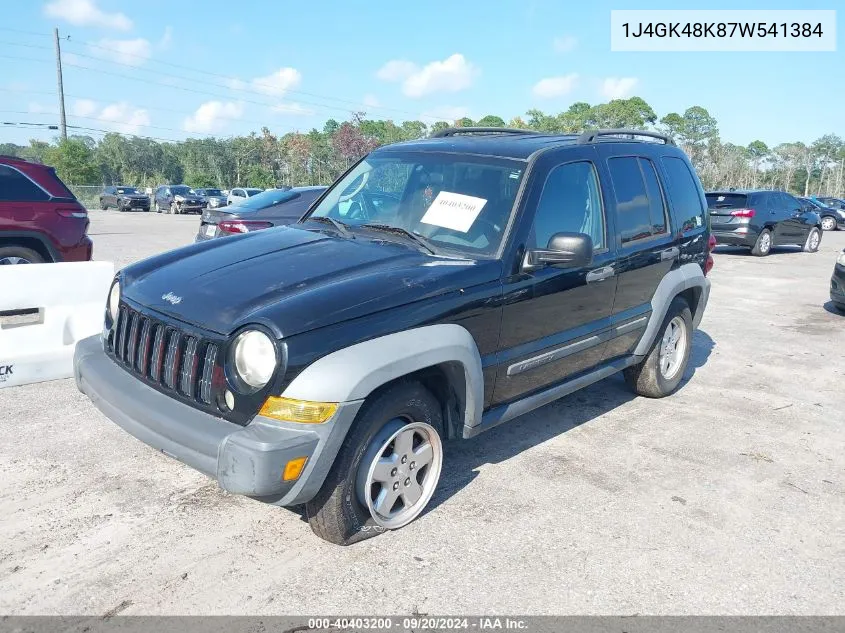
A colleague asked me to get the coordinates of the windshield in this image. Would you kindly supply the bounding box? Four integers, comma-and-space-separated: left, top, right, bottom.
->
202, 189, 223, 196
246, 189, 263, 196
116, 187, 139, 194
235, 189, 299, 210
171, 186, 194, 195
305, 152, 525, 257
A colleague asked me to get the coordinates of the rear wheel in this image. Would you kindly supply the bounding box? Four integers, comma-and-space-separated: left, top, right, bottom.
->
306, 381, 444, 545
624, 297, 692, 398
99, 199, 108, 210
821, 216, 837, 231
803, 227, 821, 253
0, 246, 45, 265
751, 228, 772, 256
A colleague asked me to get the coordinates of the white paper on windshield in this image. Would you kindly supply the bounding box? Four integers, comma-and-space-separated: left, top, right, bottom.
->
420, 191, 487, 233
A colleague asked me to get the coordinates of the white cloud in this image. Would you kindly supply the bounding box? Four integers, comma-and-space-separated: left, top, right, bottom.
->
532, 74, 579, 98
362, 94, 381, 108
250, 68, 302, 96
183, 101, 244, 133
601, 77, 639, 100
159, 26, 173, 50
43, 0, 132, 30
421, 105, 471, 122
271, 102, 314, 116
98, 102, 151, 134
553, 35, 578, 53
72, 98, 98, 117
376, 60, 416, 82
28, 101, 53, 114
378, 54, 478, 98
90, 38, 152, 66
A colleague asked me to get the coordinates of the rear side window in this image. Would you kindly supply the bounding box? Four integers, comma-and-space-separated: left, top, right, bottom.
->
607, 157, 667, 245
662, 157, 706, 233
0, 165, 50, 201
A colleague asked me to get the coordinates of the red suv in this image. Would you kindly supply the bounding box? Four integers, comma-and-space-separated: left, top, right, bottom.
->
0, 155, 93, 264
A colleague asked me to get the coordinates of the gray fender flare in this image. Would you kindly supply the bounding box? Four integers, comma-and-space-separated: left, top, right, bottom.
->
633, 262, 711, 356
281, 323, 484, 428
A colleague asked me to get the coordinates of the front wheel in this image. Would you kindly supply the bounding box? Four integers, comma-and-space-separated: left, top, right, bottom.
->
624, 297, 692, 398
99, 199, 107, 210
170, 202, 178, 215
306, 381, 444, 545
821, 216, 837, 231
803, 227, 821, 253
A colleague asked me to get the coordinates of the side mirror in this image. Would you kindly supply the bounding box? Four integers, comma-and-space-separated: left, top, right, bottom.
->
524, 232, 593, 271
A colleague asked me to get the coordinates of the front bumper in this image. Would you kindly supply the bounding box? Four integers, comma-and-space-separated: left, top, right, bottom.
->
74, 335, 363, 505
119, 199, 150, 210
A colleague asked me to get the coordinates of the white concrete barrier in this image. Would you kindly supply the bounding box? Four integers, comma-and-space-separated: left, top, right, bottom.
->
0, 261, 114, 388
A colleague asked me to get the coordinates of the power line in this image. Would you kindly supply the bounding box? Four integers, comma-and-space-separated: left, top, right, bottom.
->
74, 39, 441, 122
0, 27, 52, 37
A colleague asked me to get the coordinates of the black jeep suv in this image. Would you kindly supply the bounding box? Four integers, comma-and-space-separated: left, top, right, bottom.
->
99, 186, 150, 212
74, 127, 713, 545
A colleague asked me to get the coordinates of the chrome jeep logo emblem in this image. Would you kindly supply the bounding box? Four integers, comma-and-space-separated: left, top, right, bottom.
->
161, 292, 182, 305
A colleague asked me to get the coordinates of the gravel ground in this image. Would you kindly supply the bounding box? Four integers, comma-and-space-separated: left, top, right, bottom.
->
1, 209, 843, 615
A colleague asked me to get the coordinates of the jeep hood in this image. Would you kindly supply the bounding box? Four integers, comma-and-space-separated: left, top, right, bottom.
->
121, 225, 501, 337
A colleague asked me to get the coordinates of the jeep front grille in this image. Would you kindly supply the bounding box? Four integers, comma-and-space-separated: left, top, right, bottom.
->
109, 304, 219, 407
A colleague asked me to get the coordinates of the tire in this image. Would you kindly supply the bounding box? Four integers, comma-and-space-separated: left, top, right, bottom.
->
155, 201, 161, 213
803, 227, 821, 253
306, 381, 444, 545
171, 202, 179, 215
0, 246, 45, 265
624, 296, 693, 399
99, 199, 108, 210
750, 228, 772, 256
821, 216, 837, 231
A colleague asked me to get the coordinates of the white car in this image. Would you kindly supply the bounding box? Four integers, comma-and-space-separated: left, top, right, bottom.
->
227, 187, 263, 205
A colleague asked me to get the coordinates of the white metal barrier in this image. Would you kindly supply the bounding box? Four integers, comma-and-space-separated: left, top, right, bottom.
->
0, 261, 114, 388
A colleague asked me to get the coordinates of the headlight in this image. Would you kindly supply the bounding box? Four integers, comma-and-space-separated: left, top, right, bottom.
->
837, 252, 845, 266
209, 198, 219, 207
107, 280, 120, 325
837, 210, 845, 219
175, 195, 185, 202
232, 329, 276, 389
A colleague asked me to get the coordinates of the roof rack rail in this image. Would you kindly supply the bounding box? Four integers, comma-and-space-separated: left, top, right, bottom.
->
431, 126, 541, 138
577, 129, 675, 146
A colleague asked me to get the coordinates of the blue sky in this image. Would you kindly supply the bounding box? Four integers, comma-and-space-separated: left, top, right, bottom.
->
0, 0, 841, 148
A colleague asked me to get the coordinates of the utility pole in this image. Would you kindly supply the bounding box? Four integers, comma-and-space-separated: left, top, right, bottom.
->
53, 27, 67, 141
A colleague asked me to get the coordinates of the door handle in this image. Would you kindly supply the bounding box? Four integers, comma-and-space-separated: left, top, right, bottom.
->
586, 266, 615, 283
660, 246, 680, 261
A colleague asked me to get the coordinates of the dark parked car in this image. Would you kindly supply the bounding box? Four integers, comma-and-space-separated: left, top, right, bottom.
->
74, 127, 713, 544
193, 188, 228, 210
99, 185, 150, 212
0, 155, 92, 264
831, 249, 845, 312
817, 197, 845, 213
799, 197, 844, 231
196, 186, 327, 241
706, 189, 822, 256
152, 185, 204, 214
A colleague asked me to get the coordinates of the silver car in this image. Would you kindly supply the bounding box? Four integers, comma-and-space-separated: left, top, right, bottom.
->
193, 188, 228, 210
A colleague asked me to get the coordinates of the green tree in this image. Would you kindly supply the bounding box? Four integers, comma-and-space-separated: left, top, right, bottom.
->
658, 113, 685, 141
430, 121, 451, 135
455, 117, 475, 128
44, 138, 99, 184
245, 164, 275, 188
475, 115, 506, 128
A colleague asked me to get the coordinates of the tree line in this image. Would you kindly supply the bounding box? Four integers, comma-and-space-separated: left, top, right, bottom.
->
1, 96, 842, 198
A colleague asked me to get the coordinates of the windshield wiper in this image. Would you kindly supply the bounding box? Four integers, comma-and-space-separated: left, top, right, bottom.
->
306, 216, 354, 239
360, 223, 436, 255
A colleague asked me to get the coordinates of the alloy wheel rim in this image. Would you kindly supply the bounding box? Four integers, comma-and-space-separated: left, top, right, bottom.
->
822, 218, 835, 231
810, 231, 820, 249
760, 232, 771, 252
0, 256, 31, 265
658, 316, 687, 380
357, 420, 443, 530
